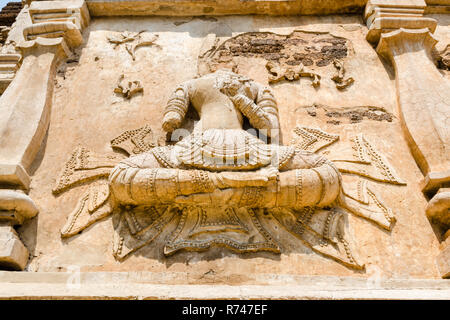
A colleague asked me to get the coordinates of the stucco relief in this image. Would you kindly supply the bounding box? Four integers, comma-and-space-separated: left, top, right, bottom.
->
54, 70, 405, 270
107, 31, 160, 61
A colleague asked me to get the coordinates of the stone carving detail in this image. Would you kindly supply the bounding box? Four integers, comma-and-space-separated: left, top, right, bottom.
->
60, 183, 111, 237
114, 74, 143, 99
305, 104, 394, 124
271, 207, 359, 268
341, 176, 395, 229
107, 31, 159, 60
110, 124, 158, 155
54, 70, 406, 270
0, 0, 91, 270
290, 130, 404, 230
52, 146, 121, 195
198, 31, 352, 87
0, 41, 21, 94
437, 44, 450, 71
162, 207, 280, 257
291, 126, 339, 153
331, 60, 354, 90
333, 134, 406, 186
266, 61, 321, 87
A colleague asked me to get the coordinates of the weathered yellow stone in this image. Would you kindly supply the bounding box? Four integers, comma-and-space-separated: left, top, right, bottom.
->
0, 0, 448, 299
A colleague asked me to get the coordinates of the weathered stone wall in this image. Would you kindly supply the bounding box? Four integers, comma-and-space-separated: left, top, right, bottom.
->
16, 14, 442, 281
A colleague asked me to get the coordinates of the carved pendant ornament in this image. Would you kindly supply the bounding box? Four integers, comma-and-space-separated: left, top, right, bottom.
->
54, 70, 405, 270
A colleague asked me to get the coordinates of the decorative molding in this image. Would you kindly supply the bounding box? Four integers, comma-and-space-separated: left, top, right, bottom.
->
84, 0, 368, 17
0, 41, 21, 94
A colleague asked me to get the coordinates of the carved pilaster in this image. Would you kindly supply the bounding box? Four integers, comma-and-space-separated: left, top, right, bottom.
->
0, 0, 90, 270
364, 0, 450, 278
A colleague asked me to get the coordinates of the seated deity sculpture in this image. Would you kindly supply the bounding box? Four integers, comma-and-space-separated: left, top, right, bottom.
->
109, 69, 342, 209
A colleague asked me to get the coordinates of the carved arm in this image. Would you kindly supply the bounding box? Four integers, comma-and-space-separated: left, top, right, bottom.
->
230, 83, 280, 138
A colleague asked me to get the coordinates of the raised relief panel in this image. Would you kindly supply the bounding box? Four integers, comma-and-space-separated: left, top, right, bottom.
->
0, 51, 21, 94
53, 70, 406, 271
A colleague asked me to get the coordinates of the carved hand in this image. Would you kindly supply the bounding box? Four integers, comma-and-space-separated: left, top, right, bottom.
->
162, 111, 183, 132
